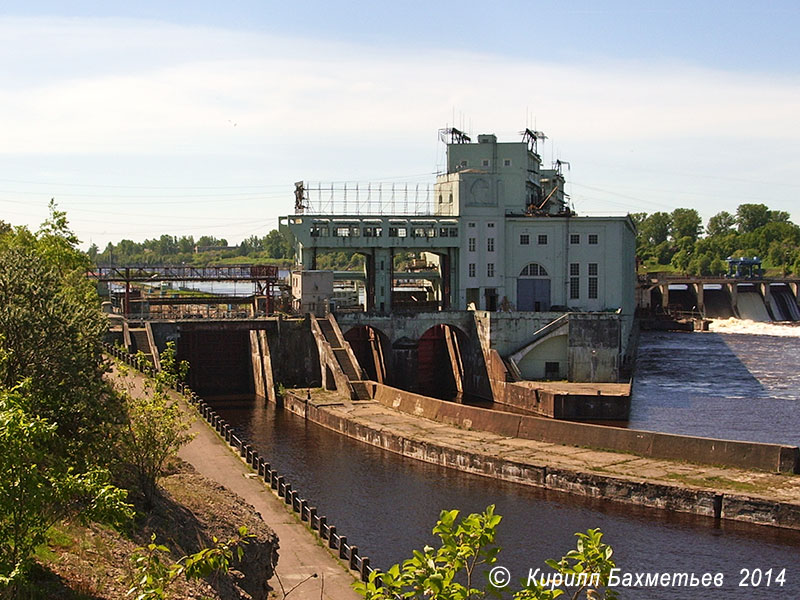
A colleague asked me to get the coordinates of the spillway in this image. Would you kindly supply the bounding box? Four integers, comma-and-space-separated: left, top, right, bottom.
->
736, 287, 771, 321
771, 285, 800, 321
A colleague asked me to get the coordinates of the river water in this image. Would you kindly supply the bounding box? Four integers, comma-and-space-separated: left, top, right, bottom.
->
208, 321, 800, 599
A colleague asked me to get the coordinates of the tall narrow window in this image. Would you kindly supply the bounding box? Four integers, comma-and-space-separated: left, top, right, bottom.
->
487, 263, 495, 277
588, 263, 598, 299
468, 263, 476, 278
569, 263, 580, 299
468, 237, 476, 252
487, 237, 495, 252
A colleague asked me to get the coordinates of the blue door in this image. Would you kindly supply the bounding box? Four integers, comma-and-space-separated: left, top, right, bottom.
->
517, 279, 550, 311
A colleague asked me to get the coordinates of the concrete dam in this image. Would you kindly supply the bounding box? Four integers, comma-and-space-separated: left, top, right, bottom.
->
640, 276, 800, 322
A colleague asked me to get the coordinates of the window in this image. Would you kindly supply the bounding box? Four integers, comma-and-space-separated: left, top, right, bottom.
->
460, 160, 468, 167
519, 263, 548, 277
570, 233, 580, 244
589, 234, 598, 245
449, 227, 458, 237
503, 159, 512, 167
468, 222, 476, 228
389, 227, 407, 238
487, 263, 495, 277
588, 263, 598, 299
468, 263, 476, 278
487, 222, 495, 228
588, 277, 598, 299
487, 238, 495, 252
468, 237, 476, 252
520, 234, 530, 245
482, 159, 490, 167
569, 263, 580, 300
537, 234, 547, 245
363, 226, 382, 237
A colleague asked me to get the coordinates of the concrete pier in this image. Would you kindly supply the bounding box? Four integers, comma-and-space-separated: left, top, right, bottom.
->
281, 389, 800, 530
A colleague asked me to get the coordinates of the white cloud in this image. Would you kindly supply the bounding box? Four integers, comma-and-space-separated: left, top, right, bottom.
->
2, 15, 799, 244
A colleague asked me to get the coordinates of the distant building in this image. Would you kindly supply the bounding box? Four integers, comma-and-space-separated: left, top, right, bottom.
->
291, 270, 333, 316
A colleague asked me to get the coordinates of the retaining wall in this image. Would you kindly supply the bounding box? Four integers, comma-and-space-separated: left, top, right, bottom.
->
281, 390, 800, 531
369, 383, 800, 474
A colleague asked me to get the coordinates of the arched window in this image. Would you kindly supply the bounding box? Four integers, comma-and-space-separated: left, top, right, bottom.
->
519, 263, 548, 277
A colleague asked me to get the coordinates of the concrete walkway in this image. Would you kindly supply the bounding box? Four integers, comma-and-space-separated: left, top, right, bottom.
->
114, 368, 360, 600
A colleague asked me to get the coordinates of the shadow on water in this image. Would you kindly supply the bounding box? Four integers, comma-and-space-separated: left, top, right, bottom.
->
207, 395, 800, 600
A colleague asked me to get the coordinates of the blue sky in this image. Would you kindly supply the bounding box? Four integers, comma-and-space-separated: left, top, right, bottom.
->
2, 1, 800, 249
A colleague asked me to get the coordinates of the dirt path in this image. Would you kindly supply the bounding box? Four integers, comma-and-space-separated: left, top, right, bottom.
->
115, 367, 361, 600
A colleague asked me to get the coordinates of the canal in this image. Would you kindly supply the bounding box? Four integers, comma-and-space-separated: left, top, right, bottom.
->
208, 324, 800, 598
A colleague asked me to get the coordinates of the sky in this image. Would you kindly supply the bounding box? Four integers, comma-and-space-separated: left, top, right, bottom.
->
2, 1, 800, 250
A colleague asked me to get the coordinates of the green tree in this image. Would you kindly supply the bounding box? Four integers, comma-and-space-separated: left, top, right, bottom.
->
115, 344, 193, 505
670, 208, 702, 241
639, 212, 671, 246
0, 214, 123, 466
0, 389, 132, 586
355, 506, 617, 600
128, 527, 253, 600
736, 203, 771, 233
706, 211, 736, 238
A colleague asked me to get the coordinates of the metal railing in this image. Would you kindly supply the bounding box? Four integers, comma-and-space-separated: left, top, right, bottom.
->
103, 342, 374, 582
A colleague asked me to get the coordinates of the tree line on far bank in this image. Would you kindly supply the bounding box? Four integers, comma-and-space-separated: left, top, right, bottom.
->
90, 230, 295, 266
632, 203, 800, 276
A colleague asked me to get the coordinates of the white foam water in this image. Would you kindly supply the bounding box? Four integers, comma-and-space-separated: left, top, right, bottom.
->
709, 318, 800, 337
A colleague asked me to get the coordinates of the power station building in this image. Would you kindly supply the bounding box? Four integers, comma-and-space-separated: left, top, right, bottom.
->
282, 127, 636, 320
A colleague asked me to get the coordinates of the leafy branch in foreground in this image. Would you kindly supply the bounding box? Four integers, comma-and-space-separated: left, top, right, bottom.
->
128, 526, 254, 600
354, 505, 617, 600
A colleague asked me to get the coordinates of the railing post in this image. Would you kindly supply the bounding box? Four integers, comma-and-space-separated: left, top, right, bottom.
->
338, 536, 347, 558
328, 526, 337, 548
360, 557, 370, 581
319, 516, 327, 538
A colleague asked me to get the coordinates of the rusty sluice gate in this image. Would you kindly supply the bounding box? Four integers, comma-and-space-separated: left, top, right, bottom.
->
344, 323, 466, 401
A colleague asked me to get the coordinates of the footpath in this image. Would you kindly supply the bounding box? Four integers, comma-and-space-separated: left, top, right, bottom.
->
116, 368, 360, 600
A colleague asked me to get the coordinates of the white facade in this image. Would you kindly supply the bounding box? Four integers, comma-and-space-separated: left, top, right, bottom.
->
432, 132, 636, 320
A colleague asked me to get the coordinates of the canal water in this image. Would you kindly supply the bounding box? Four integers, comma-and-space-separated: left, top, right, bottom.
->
208, 322, 800, 599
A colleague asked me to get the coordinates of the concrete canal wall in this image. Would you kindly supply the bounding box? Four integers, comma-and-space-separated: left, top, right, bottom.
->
368, 382, 798, 474
281, 390, 800, 530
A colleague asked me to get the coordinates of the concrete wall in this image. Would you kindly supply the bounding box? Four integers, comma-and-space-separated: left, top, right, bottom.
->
282, 390, 800, 530
567, 313, 620, 382
368, 383, 799, 474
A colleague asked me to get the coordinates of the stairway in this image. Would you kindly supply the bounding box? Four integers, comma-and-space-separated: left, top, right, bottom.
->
129, 328, 154, 364
315, 316, 371, 400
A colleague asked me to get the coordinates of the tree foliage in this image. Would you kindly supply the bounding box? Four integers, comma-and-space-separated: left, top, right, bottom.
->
635, 203, 800, 275
128, 527, 254, 600
0, 389, 133, 585
0, 204, 123, 466
354, 505, 617, 600
94, 228, 295, 266
114, 344, 193, 505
